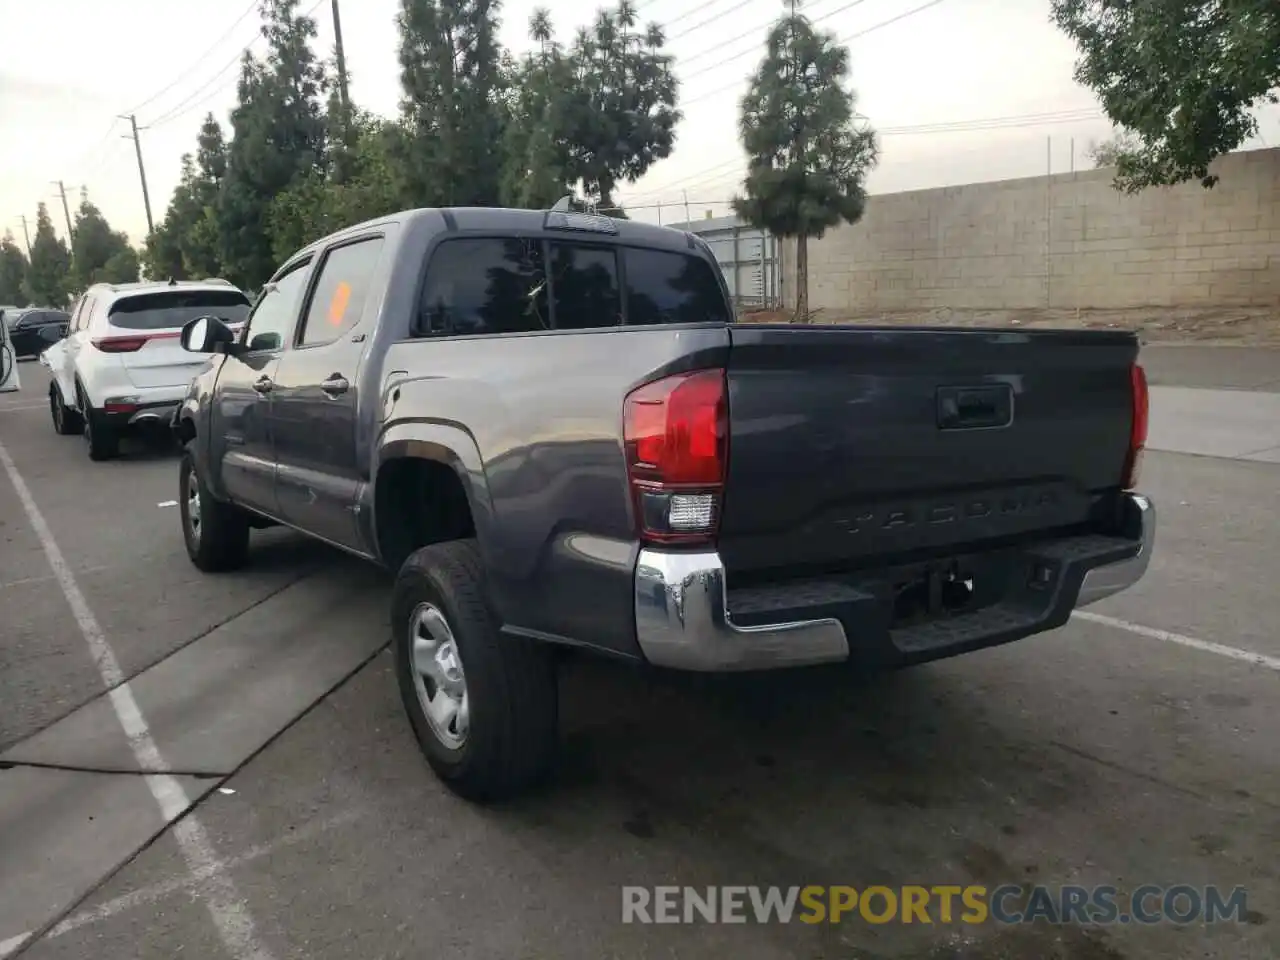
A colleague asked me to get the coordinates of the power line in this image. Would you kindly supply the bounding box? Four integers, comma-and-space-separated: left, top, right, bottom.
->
667, 0, 759, 42
680, 0, 875, 78
623, 108, 1109, 204
123, 0, 261, 116
683, 0, 948, 105
144, 0, 326, 129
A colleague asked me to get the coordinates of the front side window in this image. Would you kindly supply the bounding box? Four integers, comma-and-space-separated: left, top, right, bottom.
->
298, 237, 386, 347
242, 263, 310, 353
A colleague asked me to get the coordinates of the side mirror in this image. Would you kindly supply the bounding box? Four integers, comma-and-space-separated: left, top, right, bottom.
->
181, 315, 237, 354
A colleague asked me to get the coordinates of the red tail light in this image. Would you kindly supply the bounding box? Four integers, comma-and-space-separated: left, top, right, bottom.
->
91, 331, 180, 353
1124, 363, 1148, 489
623, 368, 728, 546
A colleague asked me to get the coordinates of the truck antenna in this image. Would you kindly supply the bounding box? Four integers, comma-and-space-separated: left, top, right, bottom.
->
549, 196, 573, 213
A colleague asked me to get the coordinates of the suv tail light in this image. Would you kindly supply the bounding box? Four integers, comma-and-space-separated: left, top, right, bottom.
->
623, 369, 728, 546
91, 331, 180, 353
1124, 363, 1148, 489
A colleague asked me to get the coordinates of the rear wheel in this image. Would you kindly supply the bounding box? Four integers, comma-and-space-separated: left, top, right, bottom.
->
393, 539, 559, 802
82, 407, 120, 461
180, 446, 250, 571
49, 384, 82, 436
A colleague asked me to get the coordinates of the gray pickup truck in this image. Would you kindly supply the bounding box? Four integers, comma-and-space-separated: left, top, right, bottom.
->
172, 203, 1156, 802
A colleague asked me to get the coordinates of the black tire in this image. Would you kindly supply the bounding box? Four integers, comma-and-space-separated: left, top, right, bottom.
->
393, 539, 559, 802
82, 407, 120, 461
179, 446, 251, 572
49, 383, 82, 436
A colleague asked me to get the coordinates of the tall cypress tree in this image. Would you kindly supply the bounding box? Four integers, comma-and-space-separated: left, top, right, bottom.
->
398, 0, 505, 207
734, 0, 878, 320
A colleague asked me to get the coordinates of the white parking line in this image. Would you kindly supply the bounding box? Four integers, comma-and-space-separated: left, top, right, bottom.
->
0, 439, 277, 960
0, 403, 45, 413
1072, 610, 1280, 671
0, 809, 363, 956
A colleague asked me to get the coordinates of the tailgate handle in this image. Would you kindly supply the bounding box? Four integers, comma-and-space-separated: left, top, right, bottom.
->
937, 385, 1013, 431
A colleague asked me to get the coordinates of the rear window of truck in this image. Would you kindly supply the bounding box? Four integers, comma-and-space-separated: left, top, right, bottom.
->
414, 238, 729, 337
108, 289, 251, 330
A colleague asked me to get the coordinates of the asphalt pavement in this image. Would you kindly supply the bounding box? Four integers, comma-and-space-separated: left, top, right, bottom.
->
1, 344, 1277, 960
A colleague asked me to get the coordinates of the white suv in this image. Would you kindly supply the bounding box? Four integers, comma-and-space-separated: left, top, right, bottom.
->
44, 278, 251, 460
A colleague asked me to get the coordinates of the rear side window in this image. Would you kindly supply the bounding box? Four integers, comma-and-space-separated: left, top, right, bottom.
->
413, 237, 728, 337
107, 289, 251, 331
623, 248, 730, 325
548, 242, 622, 329
298, 236, 385, 346
415, 238, 549, 337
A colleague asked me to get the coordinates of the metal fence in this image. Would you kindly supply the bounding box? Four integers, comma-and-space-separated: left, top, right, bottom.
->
665, 215, 781, 310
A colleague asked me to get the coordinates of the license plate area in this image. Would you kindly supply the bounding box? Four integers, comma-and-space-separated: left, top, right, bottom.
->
887, 552, 1016, 628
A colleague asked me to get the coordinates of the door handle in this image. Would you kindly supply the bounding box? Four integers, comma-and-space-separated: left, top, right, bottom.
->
252, 376, 274, 394
321, 375, 349, 397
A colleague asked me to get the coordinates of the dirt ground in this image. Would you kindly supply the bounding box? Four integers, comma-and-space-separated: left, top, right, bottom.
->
737, 304, 1280, 345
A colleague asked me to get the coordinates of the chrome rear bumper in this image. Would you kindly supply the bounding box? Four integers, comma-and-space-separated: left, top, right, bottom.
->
633, 492, 1156, 672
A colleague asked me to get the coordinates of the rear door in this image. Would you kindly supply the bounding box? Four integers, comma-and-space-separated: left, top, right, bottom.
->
717, 326, 1139, 577
271, 233, 386, 550
104, 288, 251, 388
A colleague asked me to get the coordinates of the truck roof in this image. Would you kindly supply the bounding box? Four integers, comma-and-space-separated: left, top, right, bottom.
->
298, 206, 703, 260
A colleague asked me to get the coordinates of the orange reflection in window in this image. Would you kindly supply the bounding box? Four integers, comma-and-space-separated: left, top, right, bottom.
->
328, 281, 352, 326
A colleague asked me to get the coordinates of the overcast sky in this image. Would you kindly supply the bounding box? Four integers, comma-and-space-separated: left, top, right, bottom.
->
2, 0, 1278, 245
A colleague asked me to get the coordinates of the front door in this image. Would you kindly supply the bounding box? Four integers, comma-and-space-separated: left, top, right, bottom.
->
271, 235, 386, 551
211, 260, 312, 516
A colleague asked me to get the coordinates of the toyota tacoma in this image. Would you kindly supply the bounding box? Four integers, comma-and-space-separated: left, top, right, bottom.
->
172, 202, 1156, 801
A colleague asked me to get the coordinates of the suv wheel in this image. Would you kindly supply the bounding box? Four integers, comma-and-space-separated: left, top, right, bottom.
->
179, 446, 250, 571
49, 384, 82, 436
82, 408, 120, 461
393, 539, 559, 802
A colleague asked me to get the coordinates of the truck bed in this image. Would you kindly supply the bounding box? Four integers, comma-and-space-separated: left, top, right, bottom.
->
717, 324, 1139, 580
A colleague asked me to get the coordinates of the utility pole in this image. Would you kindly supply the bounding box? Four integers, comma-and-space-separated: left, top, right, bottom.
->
331, 0, 351, 118
18, 215, 31, 256
120, 114, 155, 236
52, 181, 75, 244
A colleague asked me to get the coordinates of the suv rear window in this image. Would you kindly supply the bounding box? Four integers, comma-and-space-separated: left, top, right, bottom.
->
108, 289, 251, 331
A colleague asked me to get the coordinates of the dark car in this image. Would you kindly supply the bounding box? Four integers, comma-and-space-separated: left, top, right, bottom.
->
171, 202, 1156, 803
7, 309, 70, 359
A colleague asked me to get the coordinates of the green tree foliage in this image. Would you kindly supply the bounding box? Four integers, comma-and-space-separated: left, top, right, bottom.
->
397, 0, 506, 207
70, 193, 140, 288
268, 110, 403, 260
144, 115, 231, 282
564, 1, 679, 210
146, 0, 688, 276
1052, 0, 1280, 191
23, 204, 72, 307
500, 9, 574, 208
734, 1, 877, 320
0, 234, 29, 307
218, 0, 328, 288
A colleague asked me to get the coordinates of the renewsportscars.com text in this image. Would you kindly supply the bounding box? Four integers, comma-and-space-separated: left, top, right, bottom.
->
621, 885, 1250, 926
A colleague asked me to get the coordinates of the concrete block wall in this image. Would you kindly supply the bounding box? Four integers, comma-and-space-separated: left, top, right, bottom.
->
781, 147, 1280, 313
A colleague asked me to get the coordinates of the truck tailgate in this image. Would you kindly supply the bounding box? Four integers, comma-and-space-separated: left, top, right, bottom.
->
718, 325, 1139, 577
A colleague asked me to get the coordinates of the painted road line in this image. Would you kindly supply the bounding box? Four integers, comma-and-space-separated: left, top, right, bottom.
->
0, 809, 362, 956
0, 439, 277, 960
48, 808, 363, 940
1072, 610, 1280, 672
